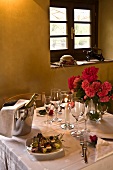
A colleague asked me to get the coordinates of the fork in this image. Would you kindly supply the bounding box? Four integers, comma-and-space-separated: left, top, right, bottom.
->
83, 142, 88, 164
80, 135, 84, 157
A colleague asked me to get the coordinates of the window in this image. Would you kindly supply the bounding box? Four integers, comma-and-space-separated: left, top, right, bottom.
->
50, 7, 67, 50
50, 0, 98, 62
74, 9, 91, 49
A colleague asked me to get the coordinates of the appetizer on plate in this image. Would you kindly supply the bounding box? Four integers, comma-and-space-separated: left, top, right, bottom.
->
27, 133, 64, 154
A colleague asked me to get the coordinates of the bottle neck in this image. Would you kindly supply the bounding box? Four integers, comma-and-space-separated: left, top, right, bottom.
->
25, 93, 38, 108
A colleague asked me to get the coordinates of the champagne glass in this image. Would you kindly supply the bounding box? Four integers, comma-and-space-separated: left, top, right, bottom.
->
44, 96, 52, 124
60, 91, 74, 130
51, 88, 62, 122
70, 98, 85, 137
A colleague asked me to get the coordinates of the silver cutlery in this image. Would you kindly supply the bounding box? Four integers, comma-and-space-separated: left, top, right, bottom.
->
80, 133, 88, 164
80, 135, 84, 157
83, 142, 88, 164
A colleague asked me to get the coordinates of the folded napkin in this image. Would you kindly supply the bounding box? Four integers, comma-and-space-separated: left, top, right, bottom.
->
95, 138, 113, 161
0, 99, 29, 138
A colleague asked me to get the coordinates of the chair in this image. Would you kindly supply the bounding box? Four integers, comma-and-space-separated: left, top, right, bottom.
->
5, 93, 34, 102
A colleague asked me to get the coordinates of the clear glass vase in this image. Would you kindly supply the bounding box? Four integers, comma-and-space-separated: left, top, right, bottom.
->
87, 99, 102, 122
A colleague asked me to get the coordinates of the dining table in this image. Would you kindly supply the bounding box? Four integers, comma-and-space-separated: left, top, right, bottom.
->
0, 107, 113, 170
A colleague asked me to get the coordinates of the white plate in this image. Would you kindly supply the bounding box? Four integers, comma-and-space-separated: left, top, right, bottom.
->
26, 138, 65, 161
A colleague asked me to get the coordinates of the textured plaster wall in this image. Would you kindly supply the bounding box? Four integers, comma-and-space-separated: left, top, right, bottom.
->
98, 0, 113, 59
0, 0, 51, 101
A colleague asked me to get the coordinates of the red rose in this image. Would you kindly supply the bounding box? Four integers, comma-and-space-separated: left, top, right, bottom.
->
49, 110, 54, 116
81, 66, 99, 82
90, 135, 97, 143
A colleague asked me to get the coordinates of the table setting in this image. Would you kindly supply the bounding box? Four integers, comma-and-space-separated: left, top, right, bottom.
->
0, 103, 113, 170
0, 66, 113, 169
26, 108, 113, 169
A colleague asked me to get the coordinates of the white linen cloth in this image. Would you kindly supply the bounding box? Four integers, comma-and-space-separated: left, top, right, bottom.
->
0, 99, 29, 138
1, 111, 113, 170
95, 138, 113, 161
86, 113, 113, 138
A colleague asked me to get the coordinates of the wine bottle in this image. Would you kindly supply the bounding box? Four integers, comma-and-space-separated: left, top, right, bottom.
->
24, 93, 38, 108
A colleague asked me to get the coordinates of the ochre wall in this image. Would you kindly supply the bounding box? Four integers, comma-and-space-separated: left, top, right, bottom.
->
0, 0, 113, 112
98, 0, 113, 59
0, 0, 51, 101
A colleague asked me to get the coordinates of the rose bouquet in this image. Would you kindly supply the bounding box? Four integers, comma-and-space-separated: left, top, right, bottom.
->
68, 66, 113, 108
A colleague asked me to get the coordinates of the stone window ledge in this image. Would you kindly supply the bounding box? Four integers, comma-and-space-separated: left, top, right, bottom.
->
51, 59, 113, 68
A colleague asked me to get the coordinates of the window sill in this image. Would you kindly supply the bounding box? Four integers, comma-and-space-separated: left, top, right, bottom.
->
50, 59, 113, 68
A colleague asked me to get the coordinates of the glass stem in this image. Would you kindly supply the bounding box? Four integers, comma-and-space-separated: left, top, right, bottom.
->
55, 109, 58, 120
85, 119, 87, 131
76, 119, 79, 132
47, 113, 49, 122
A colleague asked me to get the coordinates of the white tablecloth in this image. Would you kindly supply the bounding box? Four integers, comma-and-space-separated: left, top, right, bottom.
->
0, 109, 113, 170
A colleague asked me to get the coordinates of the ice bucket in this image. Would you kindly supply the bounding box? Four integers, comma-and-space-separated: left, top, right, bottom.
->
13, 106, 34, 136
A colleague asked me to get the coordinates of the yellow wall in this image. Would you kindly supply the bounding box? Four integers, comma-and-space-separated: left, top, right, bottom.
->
0, 0, 113, 111
0, 0, 51, 100
98, 0, 113, 59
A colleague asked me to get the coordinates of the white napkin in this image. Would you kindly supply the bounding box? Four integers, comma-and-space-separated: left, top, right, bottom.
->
95, 138, 113, 161
0, 99, 29, 138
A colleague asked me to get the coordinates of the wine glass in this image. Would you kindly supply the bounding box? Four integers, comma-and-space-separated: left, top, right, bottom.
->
44, 96, 52, 124
70, 98, 85, 137
51, 88, 62, 122
81, 104, 89, 133
60, 91, 74, 130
